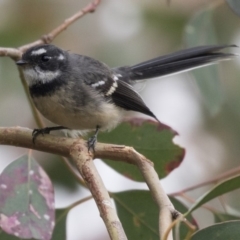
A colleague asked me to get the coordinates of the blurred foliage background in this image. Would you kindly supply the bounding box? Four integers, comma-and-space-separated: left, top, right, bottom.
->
0, 0, 240, 239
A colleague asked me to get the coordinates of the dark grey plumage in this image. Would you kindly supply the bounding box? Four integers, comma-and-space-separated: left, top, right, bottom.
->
128, 45, 236, 80
16, 44, 235, 148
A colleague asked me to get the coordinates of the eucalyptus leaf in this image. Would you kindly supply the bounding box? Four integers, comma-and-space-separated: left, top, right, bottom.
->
51, 209, 68, 240
113, 191, 196, 240
0, 231, 35, 240
191, 220, 240, 240
98, 119, 184, 181
113, 190, 159, 240
214, 212, 240, 223
187, 175, 240, 215
0, 155, 55, 240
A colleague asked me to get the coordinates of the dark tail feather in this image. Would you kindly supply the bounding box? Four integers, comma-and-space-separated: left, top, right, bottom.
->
129, 45, 236, 80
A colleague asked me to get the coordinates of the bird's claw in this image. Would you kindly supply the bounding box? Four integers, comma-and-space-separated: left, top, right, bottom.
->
87, 135, 97, 152
32, 127, 51, 144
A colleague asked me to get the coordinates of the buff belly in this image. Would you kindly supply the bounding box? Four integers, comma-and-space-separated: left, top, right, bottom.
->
32, 94, 123, 131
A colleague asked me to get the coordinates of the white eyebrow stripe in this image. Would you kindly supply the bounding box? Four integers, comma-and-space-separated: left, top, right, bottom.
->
31, 48, 47, 56
112, 74, 122, 81
113, 75, 119, 81
58, 54, 65, 60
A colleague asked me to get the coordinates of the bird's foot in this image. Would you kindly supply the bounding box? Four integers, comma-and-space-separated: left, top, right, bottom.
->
87, 135, 97, 152
32, 126, 67, 143
32, 127, 51, 143
87, 125, 100, 152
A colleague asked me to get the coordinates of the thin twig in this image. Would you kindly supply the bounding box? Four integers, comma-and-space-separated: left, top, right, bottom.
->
67, 195, 93, 210
163, 216, 183, 240
170, 166, 240, 197
0, 47, 21, 59
19, 0, 101, 53
163, 215, 196, 240
0, 0, 102, 59
179, 193, 219, 213
55, 195, 93, 225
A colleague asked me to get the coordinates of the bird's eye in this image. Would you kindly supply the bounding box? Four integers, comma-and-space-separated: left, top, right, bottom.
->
41, 55, 51, 62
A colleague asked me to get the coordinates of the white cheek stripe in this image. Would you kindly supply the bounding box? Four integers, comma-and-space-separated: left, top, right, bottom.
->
23, 67, 61, 86
105, 81, 118, 96
31, 48, 47, 56
36, 68, 60, 84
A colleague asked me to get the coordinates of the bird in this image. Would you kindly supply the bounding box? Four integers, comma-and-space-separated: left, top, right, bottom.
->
16, 44, 235, 150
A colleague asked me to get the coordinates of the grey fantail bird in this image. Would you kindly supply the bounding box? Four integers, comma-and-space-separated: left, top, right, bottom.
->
16, 44, 236, 150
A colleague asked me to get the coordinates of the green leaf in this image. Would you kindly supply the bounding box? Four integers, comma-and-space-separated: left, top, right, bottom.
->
226, 0, 240, 17
191, 221, 240, 240
187, 176, 240, 215
113, 190, 159, 240
0, 155, 55, 240
214, 212, 240, 223
183, 8, 224, 115
98, 119, 184, 181
0, 230, 34, 240
51, 209, 68, 240
113, 191, 196, 240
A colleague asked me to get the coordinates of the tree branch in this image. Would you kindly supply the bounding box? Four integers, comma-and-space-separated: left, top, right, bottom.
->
95, 144, 178, 240
70, 143, 127, 240
0, 126, 178, 239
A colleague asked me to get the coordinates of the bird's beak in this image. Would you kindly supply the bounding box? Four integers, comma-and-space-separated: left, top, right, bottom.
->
16, 59, 28, 66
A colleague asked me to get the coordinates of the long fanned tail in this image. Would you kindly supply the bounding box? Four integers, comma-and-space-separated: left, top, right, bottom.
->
128, 45, 236, 80
110, 45, 236, 121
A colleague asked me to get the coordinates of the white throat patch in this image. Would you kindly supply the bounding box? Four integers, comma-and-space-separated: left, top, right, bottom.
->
23, 66, 61, 86
31, 48, 47, 56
